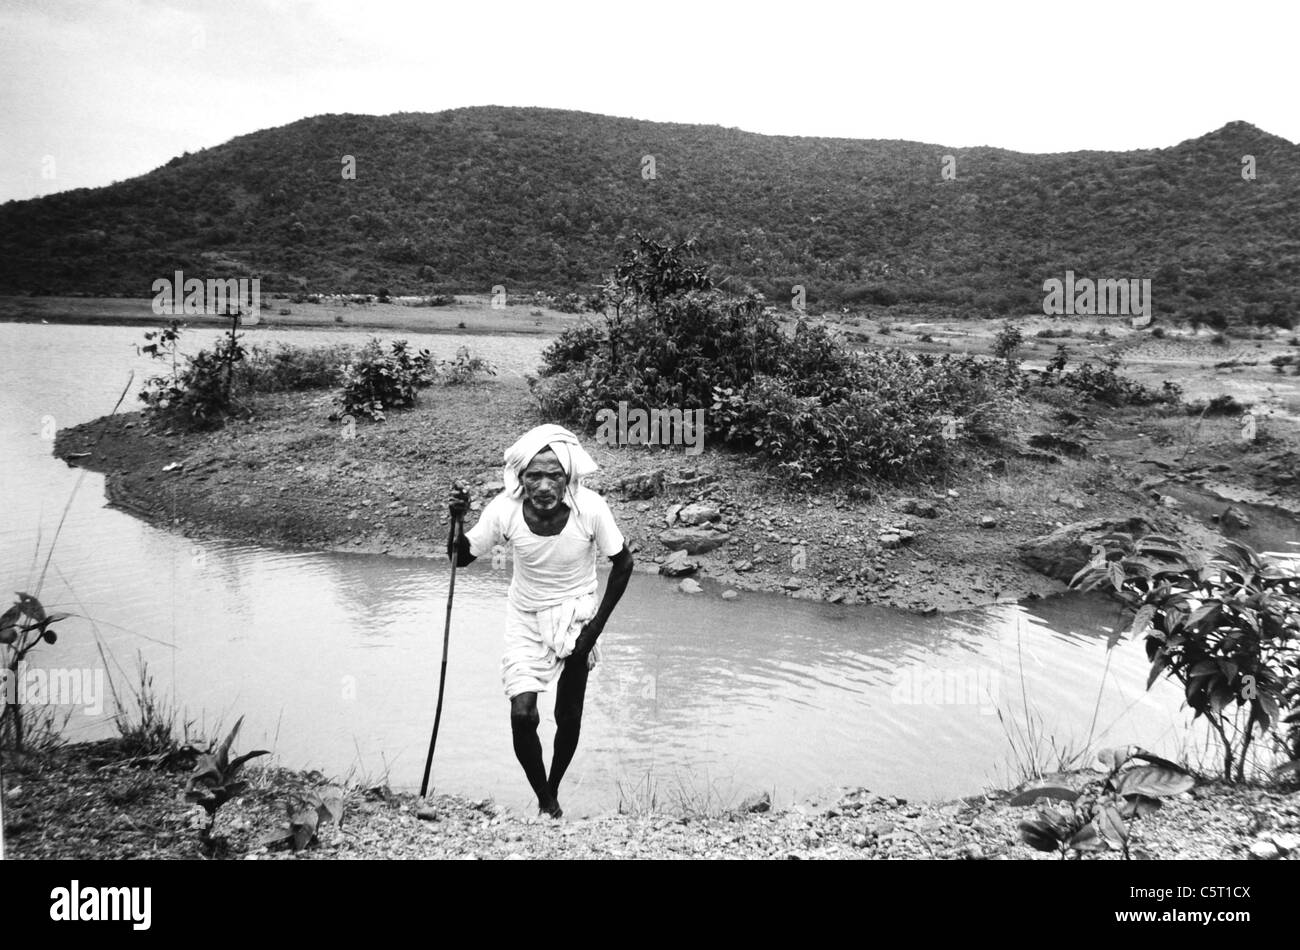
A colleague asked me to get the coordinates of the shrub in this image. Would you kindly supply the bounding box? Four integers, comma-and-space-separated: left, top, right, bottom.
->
337, 338, 435, 422
1072, 537, 1300, 783
993, 322, 1024, 361
236, 343, 352, 393
439, 346, 497, 385
535, 235, 1023, 484
138, 316, 248, 430
1185, 394, 1250, 417
1058, 356, 1177, 407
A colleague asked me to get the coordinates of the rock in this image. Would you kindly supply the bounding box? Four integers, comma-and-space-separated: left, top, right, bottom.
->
1017, 516, 1153, 582
660, 526, 731, 555
678, 502, 722, 525
1159, 495, 1181, 509
879, 533, 902, 549
1270, 832, 1300, 855
898, 498, 939, 518
739, 791, 771, 814
482, 480, 505, 494
980, 516, 997, 529
721, 589, 739, 601
1248, 840, 1281, 860
1221, 505, 1252, 530
677, 578, 702, 595
1028, 433, 1088, 459
665, 503, 683, 526
782, 576, 803, 590
897, 529, 916, 543
658, 549, 699, 577
851, 833, 870, 849
416, 803, 439, 822
733, 559, 753, 572
617, 469, 665, 499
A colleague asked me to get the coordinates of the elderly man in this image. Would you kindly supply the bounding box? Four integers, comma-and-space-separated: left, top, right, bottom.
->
448, 424, 634, 818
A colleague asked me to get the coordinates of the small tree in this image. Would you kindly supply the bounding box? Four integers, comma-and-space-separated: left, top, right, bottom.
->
993, 321, 1024, 362
1072, 537, 1300, 782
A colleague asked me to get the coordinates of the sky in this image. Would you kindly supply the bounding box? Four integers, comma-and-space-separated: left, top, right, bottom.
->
1, 0, 1296, 203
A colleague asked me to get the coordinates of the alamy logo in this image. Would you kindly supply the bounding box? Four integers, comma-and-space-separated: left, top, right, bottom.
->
594, 401, 705, 456
50, 881, 151, 930
1042, 271, 1152, 328
2, 663, 104, 715
152, 270, 260, 323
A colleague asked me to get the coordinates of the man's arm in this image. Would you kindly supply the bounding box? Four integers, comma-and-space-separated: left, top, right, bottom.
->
574, 543, 634, 655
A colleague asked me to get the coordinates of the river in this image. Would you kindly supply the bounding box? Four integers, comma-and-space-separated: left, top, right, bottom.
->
0, 321, 1203, 814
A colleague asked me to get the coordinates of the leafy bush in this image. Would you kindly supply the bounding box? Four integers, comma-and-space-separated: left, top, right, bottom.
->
138, 317, 248, 430
534, 236, 1024, 484
1072, 537, 1300, 783
236, 343, 353, 392
1058, 356, 1178, 407
713, 338, 1022, 482
1014, 746, 1194, 859
439, 346, 497, 385
993, 322, 1024, 361
337, 338, 435, 422
1185, 394, 1250, 417
184, 716, 268, 848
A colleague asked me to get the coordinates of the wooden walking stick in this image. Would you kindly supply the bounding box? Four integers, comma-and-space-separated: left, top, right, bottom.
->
420, 506, 464, 800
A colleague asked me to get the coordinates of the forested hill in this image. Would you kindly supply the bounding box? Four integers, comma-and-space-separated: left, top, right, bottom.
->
2, 107, 1297, 322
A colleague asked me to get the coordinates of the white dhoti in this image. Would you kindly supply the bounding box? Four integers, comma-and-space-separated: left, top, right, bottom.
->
501, 592, 601, 698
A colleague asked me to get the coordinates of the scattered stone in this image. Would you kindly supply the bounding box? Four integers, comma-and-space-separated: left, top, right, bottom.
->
851, 833, 870, 849
416, 803, 439, 822
721, 589, 739, 601
733, 559, 753, 572
782, 576, 803, 590
677, 578, 703, 595
979, 516, 997, 529
879, 533, 902, 549
665, 503, 683, 526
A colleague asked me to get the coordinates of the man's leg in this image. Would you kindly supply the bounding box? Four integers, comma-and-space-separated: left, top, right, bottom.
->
510, 692, 561, 817
547, 655, 590, 804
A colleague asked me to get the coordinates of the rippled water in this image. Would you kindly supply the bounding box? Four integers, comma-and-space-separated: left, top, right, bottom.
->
0, 321, 1207, 814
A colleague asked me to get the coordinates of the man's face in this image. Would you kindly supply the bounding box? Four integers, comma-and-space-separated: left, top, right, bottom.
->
522, 448, 567, 511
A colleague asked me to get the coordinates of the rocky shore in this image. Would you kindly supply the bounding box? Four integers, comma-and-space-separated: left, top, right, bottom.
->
3, 740, 1296, 860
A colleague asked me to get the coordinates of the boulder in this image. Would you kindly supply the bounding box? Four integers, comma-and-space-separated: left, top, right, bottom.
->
658, 549, 699, 577
616, 469, 665, 499
660, 526, 731, 555
1220, 505, 1252, 530
677, 502, 721, 525
1017, 517, 1153, 582
739, 791, 771, 814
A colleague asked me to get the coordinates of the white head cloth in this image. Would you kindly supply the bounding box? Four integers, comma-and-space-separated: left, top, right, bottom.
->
502, 424, 598, 507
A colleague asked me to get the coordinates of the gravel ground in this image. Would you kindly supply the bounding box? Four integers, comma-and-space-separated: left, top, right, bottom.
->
4, 740, 1297, 860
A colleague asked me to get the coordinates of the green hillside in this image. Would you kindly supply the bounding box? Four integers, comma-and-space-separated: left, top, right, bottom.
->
2, 107, 1297, 323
